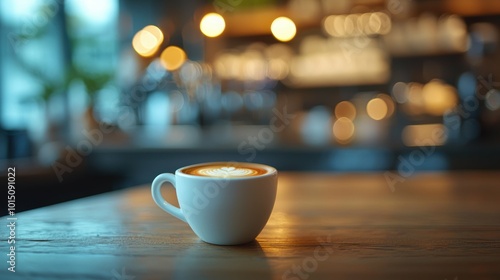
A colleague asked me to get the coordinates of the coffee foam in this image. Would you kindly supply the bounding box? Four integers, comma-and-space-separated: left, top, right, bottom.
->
183, 164, 267, 177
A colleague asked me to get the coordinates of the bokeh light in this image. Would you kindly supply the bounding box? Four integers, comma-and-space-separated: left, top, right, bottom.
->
200, 13, 225, 38
486, 89, 500, 111
160, 46, 187, 71
241, 50, 266, 81
333, 117, 355, 143
271, 17, 296, 42
132, 25, 164, 57
267, 58, 289, 80
214, 53, 239, 79
214, 44, 293, 81
457, 72, 477, 99
441, 15, 468, 52
406, 82, 425, 115
180, 61, 202, 84
143, 25, 164, 44
369, 12, 391, 35
265, 43, 294, 59
394, 80, 458, 116
301, 106, 332, 146
335, 101, 356, 120
366, 97, 388, 120
323, 12, 391, 37
422, 80, 458, 116
392, 82, 408, 103
402, 124, 447, 147
376, 94, 395, 118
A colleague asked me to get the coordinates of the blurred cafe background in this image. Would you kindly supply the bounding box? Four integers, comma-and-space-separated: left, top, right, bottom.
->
1, 0, 500, 213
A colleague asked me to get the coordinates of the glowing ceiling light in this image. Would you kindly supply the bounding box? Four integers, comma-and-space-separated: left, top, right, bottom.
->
143, 25, 164, 43
132, 25, 164, 57
160, 46, 187, 71
271, 17, 297, 42
200, 13, 225, 38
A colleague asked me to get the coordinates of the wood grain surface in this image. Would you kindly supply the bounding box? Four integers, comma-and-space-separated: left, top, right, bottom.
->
1, 171, 499, 279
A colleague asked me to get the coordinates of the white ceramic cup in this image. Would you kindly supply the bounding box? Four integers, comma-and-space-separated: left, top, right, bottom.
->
151, 162, 278, 245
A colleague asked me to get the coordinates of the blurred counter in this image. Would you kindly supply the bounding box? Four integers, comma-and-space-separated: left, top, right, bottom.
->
3, 124, 499, 214
81, 125, 500, 188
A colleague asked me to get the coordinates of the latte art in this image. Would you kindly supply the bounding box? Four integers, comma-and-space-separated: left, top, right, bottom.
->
198, 166, 259, 177
182, 164, 268, 177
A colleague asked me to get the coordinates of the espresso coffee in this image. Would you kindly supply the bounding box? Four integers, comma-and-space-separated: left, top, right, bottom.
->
182, 163, 268, 178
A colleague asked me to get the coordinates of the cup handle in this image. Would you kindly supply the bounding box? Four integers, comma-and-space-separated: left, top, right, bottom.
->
151, 173, 187, 223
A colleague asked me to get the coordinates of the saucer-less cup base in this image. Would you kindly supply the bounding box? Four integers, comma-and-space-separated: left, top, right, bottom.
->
151, 163, 278, 245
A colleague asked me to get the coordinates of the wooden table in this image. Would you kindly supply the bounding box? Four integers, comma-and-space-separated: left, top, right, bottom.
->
2, 171, 500, 279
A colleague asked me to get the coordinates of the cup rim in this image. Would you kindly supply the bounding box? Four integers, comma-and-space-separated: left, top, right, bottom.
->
176, 162, 277, 180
